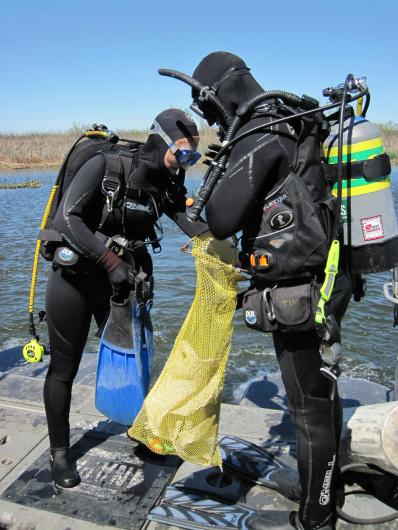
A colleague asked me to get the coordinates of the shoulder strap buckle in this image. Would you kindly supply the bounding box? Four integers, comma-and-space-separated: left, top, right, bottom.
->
102, 175, 121, 212
101, 151, 123, 212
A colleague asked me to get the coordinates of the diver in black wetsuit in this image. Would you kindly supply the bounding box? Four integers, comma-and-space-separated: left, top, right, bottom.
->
44, 109, 207, 488
189, 52, 352, 530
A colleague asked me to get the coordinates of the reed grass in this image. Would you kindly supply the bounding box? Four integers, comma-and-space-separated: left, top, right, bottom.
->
378, 122, 398, 163
0, 123, 397, 170
0, 179, 41, 189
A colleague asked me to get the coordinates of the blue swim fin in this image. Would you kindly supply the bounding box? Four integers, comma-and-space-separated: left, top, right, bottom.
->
95, 278, 154, 425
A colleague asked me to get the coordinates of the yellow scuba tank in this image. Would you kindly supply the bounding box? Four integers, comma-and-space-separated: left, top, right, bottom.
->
323, 115, 398, 273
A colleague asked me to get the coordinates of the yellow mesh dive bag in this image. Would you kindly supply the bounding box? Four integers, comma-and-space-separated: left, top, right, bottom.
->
128, 233, 241, 467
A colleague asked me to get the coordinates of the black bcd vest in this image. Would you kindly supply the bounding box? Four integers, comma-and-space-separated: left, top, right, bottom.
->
249, 103, 336, 282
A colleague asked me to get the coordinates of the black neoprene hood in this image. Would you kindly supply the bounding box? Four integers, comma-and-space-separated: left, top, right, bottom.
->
139, 108, 198, 172
192, 51, 249, 94
191, 51, 263, 123
135, 108, 198, 188
150, 108, 198, 143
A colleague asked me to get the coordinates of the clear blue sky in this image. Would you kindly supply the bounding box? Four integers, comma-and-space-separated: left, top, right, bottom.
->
1, 0, 397, 133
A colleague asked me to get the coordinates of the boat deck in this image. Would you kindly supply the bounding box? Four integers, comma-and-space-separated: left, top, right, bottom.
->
0, 346, 396, 529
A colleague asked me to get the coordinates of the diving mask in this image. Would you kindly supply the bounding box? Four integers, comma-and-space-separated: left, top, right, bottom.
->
173, 147, 201, 168
190, 100, 218, 126
150, 120, 201, 169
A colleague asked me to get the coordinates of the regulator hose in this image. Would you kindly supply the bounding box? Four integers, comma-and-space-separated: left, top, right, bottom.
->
332, 73, 354, 244
336, 491, 398, 525
210, 86, 368, 162
335, 462, 398, 525
214, 85, 367, 157
236, 90, 319, 117
186, 86, 367, 222
160, 67, 368, 223
361, 92, 371, 117
186, 114, 241, 222
158, 68, 233, 127
186, 90, 319, 222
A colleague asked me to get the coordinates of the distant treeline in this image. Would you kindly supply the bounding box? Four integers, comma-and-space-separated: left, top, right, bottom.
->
0, 123, 397, 170
378, 122, 398, 162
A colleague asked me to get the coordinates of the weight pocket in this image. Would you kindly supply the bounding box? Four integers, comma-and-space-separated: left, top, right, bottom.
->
242, 287, 277, 332
242, 281, 320, 333
272, 283, 311, 326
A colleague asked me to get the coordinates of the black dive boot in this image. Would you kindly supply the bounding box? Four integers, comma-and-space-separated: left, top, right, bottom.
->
50, 448, 80, 488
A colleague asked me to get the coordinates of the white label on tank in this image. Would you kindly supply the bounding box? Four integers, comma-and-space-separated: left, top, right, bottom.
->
361, 215, 384, 241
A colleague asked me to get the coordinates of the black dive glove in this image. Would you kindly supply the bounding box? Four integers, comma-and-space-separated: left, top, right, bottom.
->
98, 250, 136, 291
202, 143, 222, 166
165, 172, 188, 205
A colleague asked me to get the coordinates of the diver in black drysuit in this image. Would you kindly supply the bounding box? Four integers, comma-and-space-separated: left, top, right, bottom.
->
191, 52, 352, 530
44, 109, 207, 488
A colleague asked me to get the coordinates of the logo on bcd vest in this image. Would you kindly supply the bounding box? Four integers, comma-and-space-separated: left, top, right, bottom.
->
263, 193, 288, 213
125, 201, 153, 213
59, 247, 75, 262
245, 309, 257, 325
270, 211, 293, 230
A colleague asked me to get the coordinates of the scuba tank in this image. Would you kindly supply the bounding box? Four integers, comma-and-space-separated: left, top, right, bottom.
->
23, 125, 120, 363
23, 125, 144, 363
323, 114, 398, 274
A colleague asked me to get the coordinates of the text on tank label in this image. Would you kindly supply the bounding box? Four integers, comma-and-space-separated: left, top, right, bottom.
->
339, 201, 353, 223
361, 216, 384, 241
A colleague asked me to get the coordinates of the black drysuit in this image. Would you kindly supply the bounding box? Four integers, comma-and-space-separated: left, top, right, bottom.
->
206, 115, 351, 529
44, 147, 207, 451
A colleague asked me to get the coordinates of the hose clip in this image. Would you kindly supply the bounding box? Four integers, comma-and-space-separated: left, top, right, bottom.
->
319, 314, 342, 382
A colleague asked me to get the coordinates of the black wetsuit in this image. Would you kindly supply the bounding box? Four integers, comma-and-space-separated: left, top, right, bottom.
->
44, 151, 207, 450
206, 115, 351, 529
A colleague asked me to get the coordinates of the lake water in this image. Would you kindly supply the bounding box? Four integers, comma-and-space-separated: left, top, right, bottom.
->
1, 166, 397, 402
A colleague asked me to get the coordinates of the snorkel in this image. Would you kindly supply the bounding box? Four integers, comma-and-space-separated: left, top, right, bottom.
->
158, 68, 368, 223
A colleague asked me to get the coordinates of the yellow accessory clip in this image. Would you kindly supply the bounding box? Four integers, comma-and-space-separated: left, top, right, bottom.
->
85, 130, 110, 138
23, 339, 46, 363
315, 240, 340, 325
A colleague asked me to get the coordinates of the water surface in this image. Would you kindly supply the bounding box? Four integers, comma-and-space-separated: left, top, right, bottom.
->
1, 167, 397, 402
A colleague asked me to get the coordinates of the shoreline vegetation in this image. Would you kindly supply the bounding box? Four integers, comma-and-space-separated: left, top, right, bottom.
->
0, 125, 218, 171
0, 123, 397, 171
0, 179, 40, 189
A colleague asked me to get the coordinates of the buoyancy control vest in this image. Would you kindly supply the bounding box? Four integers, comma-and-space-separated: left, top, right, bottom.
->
323, 115, 398, 273
248, 104, 334, 282
39, 127, 143, 260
